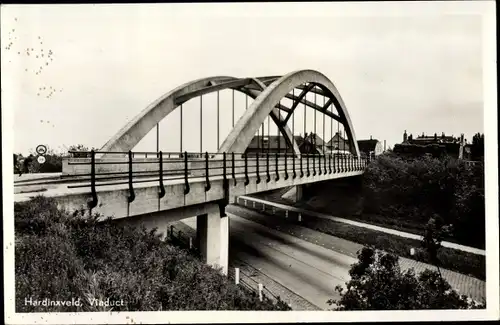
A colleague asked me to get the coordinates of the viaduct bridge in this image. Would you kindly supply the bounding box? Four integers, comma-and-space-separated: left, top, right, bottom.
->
15, 69, 369, 275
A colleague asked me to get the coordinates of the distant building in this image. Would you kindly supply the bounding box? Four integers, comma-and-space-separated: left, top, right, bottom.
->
325, 132, 350, 153
394, 130, 466, 158
357, 136, 383, 158
244, 133, 326, 155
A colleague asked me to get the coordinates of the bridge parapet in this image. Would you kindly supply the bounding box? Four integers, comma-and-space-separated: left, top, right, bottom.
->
56, 150, 368, 216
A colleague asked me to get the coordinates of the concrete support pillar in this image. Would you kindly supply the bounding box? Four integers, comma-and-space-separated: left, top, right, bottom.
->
295, 185, 304, 202
196, 212, 229, 275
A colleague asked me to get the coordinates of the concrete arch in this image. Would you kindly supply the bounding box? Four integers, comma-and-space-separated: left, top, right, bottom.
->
218, 70, 361, 157
100, 75, 300, 155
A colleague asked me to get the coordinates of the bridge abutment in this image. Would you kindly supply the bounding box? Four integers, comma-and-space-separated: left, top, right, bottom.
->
196, 212, 229, 275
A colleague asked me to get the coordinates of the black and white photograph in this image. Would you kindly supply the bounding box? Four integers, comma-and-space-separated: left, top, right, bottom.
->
2, 1, 498, 324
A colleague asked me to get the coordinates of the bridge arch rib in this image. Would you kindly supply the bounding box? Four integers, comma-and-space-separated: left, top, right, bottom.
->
100, 69, 359, 157
219, 70, 361, 157
100, 75, 300, 155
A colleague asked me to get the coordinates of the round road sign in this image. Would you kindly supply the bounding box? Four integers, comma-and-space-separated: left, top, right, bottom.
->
36, 144, 47, 155
37, 156, 46, 164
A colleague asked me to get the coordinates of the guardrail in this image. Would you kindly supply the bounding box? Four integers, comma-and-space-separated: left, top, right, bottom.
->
65, 150, 368, 209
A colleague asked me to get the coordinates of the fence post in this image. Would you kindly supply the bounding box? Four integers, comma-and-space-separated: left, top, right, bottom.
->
285, 210, 288, 218
244, 199, 247, 206
272, 207, 276, 215
252, 201, 255, 208
298, 213, 302, 222
258, 283, 263, 302
189, 237, 193, 249
170, 225, 174, 238
262, 203, 265, 212
235, 267, 240, 285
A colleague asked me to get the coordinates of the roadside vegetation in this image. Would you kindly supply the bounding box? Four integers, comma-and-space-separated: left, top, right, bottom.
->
330, 247, 485, 310
362, 152, 485, 250
15, 196, 290, 312
330, 217, 485, 310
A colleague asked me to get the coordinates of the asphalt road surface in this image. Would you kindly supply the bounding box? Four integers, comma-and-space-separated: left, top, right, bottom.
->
181, 213, 357, 310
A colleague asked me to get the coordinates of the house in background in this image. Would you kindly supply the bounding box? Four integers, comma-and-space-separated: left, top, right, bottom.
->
325, 131, 351, 155
394, 130, 466, 159
244, 133, 326, 155
357, 136, 383, 158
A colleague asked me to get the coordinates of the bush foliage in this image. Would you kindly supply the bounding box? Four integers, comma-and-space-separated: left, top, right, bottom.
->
362, 153, 485, 249
329, 247, 485, 310
15, 196, 290, 312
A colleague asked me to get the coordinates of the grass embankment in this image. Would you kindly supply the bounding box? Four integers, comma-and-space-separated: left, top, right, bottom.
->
15, 196, 290, 312
237, 202, 485, 281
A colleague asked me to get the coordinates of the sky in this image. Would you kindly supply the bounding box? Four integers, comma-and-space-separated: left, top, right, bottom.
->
1, 2, 495, 155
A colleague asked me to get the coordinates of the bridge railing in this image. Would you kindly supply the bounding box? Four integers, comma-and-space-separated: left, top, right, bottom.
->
64, 150, 368, 209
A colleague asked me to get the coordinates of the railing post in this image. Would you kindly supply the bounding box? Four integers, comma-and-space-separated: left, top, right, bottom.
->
127, 150, 135, 203
205, 152, 211, 192
300, 154, 304, 178
87, 149, 98, 209
313, 153, 316, 176
256, 153, 261, 184
158, 151, 165, 198
284, 153, 289, 180
306, 153, 310, 177
258, 283, 263, 301
222, 152, 229, 203
244, 153, 249, 186
318, 153, 322, 176
292, 152, 297, 179
232, 152, 236, 186
324, 154, 327, 174
329, 154, 332, 174
184, 151, 190, 195
275, 152, 280, 181
266, 153, 270, 183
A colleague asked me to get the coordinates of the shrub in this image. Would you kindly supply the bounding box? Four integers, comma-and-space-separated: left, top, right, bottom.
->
329, 247, 485, 310
15, 196, 289, 312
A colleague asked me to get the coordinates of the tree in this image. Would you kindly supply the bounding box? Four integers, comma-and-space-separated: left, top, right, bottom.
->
329, 215, 485, 310
471, 133, 484, 161
421, 215, 452, 281
68, 144, 95, 158
328, 247, 484, 310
